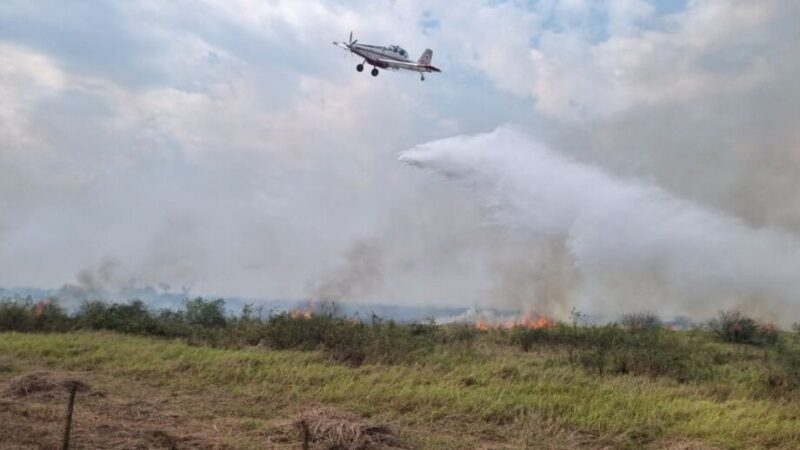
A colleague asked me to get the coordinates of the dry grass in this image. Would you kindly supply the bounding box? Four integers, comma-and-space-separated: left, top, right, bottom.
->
0, 369, 406, 450
5, 372, 89, 398
298, 407, 407, 450
0, 370, 233, 449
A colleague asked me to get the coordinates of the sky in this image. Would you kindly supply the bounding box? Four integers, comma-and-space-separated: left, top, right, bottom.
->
1, 1, 799, 318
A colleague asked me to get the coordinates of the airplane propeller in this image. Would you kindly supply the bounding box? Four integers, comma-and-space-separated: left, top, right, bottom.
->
333, 31, 361, 63
337, 31, 357, 59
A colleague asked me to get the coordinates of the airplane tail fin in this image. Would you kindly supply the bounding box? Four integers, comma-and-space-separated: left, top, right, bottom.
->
417, 49, 433, 66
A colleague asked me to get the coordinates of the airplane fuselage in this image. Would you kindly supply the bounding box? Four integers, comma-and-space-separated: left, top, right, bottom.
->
333, 35, 441, 80
351, 44, 414, 70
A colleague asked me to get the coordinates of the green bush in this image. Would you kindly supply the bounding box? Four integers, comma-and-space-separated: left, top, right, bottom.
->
708, 310, 778, 345
0, 297, 71, 332
564, 325, 692, 380
0, 298, 34, 331
363, 318, 437, 365
261, 313, 437, 366
511, 323, 577, 351
184, 298, 227, 328
78, 299, 163, 334
262, 312, 340, 350
31, 301, 71, 332
439, 324, 480, 346
765, 342, 800, 393
620, 312, 663, 330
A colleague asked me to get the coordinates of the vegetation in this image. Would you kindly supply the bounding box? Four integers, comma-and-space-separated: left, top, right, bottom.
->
619, 312, 663, 330
2, 297, 800, 448
707, 310, 779, 345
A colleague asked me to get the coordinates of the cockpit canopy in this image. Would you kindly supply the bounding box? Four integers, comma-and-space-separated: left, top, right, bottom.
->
388, 45, 408, 58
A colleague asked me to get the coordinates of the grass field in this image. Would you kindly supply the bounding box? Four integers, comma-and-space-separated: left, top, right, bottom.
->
2, 329, 799, 449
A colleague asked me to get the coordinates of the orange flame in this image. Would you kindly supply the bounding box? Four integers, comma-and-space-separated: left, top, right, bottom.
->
473, 312, 554, 330
291, 308, 313, 319
34, 298, 54, 317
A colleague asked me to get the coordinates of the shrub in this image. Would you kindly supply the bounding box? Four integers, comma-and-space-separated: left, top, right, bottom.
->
262, 312, 341, 351
440, 324, 480, 346
228, 304, 267, 346
565, 325, 691, 380
765, 342, 800, 393
363, 319, 437, 365
260, 313, 437, 366
708, 310, 778, 345
512, 325, 572, 351
31, 300, 71, 332
77, 299, 161, 334
0, 297, 71, 332
620, 312, 663, 330
321, 318, 376, 366
184, 298, 227, 328
0, 298, 34, 332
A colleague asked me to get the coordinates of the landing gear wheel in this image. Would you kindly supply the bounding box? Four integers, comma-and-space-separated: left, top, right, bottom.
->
371, 68, 379, 77
356, 64, 364, 72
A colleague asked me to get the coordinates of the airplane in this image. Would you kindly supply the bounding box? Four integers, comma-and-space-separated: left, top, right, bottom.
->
333, 32, 441, 81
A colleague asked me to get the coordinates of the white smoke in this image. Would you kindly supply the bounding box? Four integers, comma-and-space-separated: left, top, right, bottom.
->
400, 127, 800, 323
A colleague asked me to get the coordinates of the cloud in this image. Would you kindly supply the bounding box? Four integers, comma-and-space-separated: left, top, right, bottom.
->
525, 0, 788, 119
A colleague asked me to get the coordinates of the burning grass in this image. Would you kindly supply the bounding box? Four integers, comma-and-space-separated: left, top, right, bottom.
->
475, 312, 555, 331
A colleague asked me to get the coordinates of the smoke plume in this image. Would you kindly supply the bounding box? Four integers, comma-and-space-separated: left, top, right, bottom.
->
400, 127, 800, 323
306, 240, 384, 303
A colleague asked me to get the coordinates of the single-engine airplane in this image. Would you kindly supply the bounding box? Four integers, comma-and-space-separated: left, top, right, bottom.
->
333, 32, 441, 81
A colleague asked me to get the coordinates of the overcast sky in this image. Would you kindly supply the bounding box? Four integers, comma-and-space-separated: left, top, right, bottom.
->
1, 1, 799, 316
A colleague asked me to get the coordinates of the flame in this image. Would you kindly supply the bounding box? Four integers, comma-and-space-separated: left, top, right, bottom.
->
290, 298, 317, 319
522, 313, 555, 329
34, 298, 54, 317
291, 308, 313, 319
473, 312, 554, 330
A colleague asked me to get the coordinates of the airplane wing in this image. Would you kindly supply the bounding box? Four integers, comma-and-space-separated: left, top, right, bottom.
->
376, 59, 441, 72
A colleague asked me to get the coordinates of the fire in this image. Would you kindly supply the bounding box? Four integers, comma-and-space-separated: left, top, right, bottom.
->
520, 313, 555, 329
291, 308, 313, 319
473, 312, 554, 330
34, 298, 54, 317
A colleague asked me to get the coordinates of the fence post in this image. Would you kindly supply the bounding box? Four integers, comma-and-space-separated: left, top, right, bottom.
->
301, 420, 310, 450
62, 384, 78, 450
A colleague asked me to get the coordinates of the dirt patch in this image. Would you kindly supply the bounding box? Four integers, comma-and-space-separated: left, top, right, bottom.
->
298, 407, 409, 450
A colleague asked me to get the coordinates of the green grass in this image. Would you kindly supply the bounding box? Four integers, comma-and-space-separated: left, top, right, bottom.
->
2, 331, 799, 449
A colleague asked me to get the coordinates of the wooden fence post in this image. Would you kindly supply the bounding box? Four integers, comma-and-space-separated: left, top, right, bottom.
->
61, 384, 78, 450
301, 420, 310, 450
